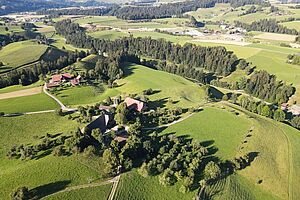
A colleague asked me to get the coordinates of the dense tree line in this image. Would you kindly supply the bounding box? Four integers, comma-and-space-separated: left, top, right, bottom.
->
229, 0, 269, 7
55, 20, 238, 78
110, 0, 217, 20
37, 6, 116, 17
235, 19, 299, 35
0, 50, 86, 88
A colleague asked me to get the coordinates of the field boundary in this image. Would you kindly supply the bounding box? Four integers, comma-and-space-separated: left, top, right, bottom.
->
0, 86, 42, 100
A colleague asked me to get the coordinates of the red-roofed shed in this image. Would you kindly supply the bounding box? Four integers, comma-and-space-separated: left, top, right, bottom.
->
124, 97, 147, 112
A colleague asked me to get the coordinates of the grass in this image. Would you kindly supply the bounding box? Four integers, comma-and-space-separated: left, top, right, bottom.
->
0, 113, 104, 199
161, 105, 251, 159
280, 21, 300, 30
88, 30, 129, 40
0, 40, 48, 69
0, 93, 58, 113
115, 170, 196, 200
43, 184, 112, 200
56, 63, 206, 108
0, 24, 23, 34
51, 34, 88, 51
0, 81, 44, 94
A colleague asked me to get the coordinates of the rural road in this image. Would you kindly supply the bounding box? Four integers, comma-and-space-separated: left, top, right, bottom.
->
43, 84, 77, 112
108, 175, 120, 200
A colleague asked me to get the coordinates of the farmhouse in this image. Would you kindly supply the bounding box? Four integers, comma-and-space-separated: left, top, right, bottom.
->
289, 105, 300, 116
124, 97, 147, 112
86, 111, 115, 133
46, 73, 81, 89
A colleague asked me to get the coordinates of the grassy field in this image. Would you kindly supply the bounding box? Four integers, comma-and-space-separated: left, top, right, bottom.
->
75, 16, 177, 29
43, 184, 112, 200
115, 170, 196, 200
0, 81, 44, 94
51, 34, 88, 51
0, 93, 58, 113
0, 24, 23, 34
0, 113, 104, 199
280, 21, 300, 30
88, 30, 129, 40
0, 40, 48, 69
56, 63, 206, 108
161, 105, 251, 159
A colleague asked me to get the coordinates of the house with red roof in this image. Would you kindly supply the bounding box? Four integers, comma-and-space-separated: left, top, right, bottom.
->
124, 97, 147, 112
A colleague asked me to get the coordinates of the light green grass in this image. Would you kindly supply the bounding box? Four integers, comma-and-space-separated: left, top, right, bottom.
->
88, 30, 129, 40
0, 40, 48, 68
0, 25, 23, 34
56, 63, 206, 108
0, 81, 44, 94
43, 184, 112, 200
115, 170, 196, 200
0, 93, 58, 113
161, 106, 251, 159
0, 113, 103, 199
51, 34, 88, 51
280, 21, 300, 30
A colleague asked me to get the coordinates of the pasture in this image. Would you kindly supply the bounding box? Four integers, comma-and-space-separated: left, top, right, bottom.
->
0, 81, 43, 94
0, 40, 48, 69
55, 63, 206, 108
115, 170, 196, 200
161, 105, 251, 159
280, 21, 300, 30
0, 113, 103, 199
0, 93, 58, 113
43, 184, 112, 200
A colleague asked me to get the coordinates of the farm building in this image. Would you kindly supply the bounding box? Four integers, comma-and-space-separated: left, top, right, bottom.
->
124, 97, 147, 112
86, 111, 115, 133
289, 105, 300, 116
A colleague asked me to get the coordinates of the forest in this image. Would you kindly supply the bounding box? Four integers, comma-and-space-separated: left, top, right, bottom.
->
235, 19, 300, 35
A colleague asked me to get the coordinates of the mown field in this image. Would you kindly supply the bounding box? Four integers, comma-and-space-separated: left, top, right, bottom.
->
56, 63, 206, 108
0, 40, 48, 69
0, 93, 58, 113
43, 184, 112, 200
0, 81, 43, 94
115, 170, 196, 200
0, 113, 104, 199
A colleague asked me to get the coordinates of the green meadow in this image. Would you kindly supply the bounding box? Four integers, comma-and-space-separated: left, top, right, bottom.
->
0, 113, 104, 199
0, 81, 44, 94
56, 63, 206, 108
0, 93, 58, 113
43, 184, 112, 200
0, 40, 48, 69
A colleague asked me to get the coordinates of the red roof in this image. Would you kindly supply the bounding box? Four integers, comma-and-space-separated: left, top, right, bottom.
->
46, 82, 59, 89
52, 75, 62, 82
62, 73, 73, 79
99, 105, 111, 111
124, 97, 146, 112
70, 78, 79, 86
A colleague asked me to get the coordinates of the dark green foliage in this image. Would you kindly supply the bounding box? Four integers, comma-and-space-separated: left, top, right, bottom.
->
287, 54, 300, 66
235, 19, 299, 35
11, 186, 32, 200
291, 116, 300, 129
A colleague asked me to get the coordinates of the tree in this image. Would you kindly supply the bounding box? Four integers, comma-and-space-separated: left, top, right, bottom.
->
261, 105, 272, 118
102, 148, 119, 176
11, 187, 32, 200
291, 116, 300, 129
273, 109, 285, 121
204, 161, 221, 181
114, 113, 127, 125
222, 94, 229, 101
52, 146, 64, 156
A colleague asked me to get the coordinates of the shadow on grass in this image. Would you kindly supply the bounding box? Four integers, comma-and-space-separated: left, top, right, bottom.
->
30, 180, 71, 198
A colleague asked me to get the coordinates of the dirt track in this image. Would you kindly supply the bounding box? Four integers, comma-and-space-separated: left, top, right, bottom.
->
0, 87, 42, 100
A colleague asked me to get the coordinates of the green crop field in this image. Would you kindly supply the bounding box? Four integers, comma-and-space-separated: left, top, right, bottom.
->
0, 113, 104, 199
0, 93, 58, 113
43, 184, 112, 200
88, 30, 129, 40
0, 40, 48, 69
115, 170, 196, 200
55, 63, 206, 108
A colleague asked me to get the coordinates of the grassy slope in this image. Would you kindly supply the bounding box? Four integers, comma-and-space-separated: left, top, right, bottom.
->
0, 81, 44, 94
0, 113, 102, 199
56, 63, 206, 108
0, 40, 48, 68
161, 106, 251, 160
43, 184, 112, 200
0, 93, 58, 113
280, 21, 300, 30
115, 170, 196, 200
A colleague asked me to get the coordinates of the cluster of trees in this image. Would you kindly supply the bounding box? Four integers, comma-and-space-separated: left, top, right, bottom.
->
242, 71, 295, 104
55, 20, 239, 77
287, 54, 300, 66
0, 49, 87, 88
110, 0, 217, 20
7, 134, 67, 160
237, 95, 286, 121
235, 19, 299, 35
296, 36, 300, 43
239, 5, 261, 16
37, 6, 115, 17
229, 0, 269, 7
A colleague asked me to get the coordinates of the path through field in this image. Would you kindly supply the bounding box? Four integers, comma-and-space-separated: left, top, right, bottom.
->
0, 87, 42, 100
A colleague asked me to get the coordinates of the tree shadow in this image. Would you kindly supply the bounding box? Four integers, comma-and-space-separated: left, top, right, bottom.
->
30, 180, 71, 198
148, 97, 169, 109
